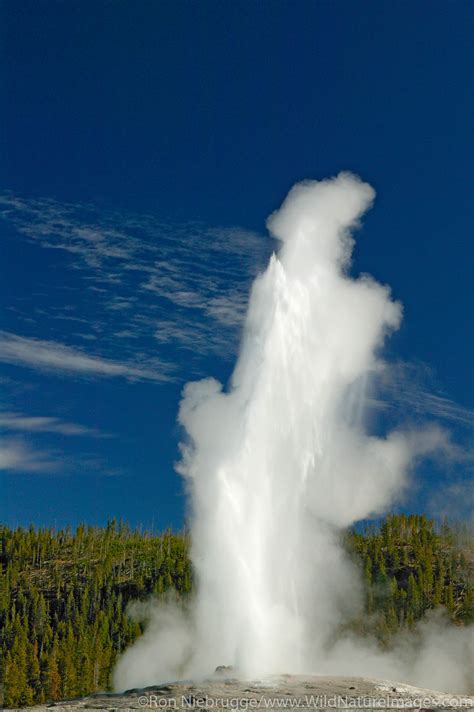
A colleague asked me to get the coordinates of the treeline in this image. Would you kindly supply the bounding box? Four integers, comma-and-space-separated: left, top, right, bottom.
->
345, 515, 473, 641
0, 522, 191, 707
0, 515, 472, 707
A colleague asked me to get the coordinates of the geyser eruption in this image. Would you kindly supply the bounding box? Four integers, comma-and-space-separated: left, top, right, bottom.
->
114, 173, 472, 692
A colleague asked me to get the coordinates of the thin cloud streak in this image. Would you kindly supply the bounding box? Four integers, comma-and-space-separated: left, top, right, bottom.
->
0, 439, 58, 473
0, 331, 170, 382
379, 361, 474, 429
0, 412, 108, 437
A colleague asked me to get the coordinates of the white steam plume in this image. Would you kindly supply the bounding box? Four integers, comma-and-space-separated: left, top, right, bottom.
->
114, 173, 471, 692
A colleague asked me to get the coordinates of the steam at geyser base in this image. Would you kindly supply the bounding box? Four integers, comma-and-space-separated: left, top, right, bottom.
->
114, 173, 473, 693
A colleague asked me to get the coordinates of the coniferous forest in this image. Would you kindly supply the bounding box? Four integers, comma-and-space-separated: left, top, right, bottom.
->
0, 515, 472, 708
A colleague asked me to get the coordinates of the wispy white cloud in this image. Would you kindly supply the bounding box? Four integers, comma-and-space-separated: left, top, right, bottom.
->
0, 193, 270, 372
0, 331, 171, 382
0, 436, 122, 476
0, 438, 58, 472
378, 361, 474, 429
0, 411, 107, 436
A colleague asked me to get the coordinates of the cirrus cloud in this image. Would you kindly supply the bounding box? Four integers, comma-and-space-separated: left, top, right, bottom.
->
0, 330, 171, 382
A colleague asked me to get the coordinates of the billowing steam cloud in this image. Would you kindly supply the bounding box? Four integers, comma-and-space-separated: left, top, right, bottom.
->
114, 174, 472, 693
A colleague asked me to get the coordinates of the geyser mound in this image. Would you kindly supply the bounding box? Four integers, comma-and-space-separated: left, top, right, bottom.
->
114, 173, 471, 693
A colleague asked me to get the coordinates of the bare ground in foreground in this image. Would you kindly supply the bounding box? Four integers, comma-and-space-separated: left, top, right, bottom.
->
7, 674, 473, 712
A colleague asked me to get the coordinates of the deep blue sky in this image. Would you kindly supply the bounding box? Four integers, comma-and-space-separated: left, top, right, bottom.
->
0, 0, 472, 530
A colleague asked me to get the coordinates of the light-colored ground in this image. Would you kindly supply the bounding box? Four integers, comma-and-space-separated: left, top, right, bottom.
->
8, 674, 474, 712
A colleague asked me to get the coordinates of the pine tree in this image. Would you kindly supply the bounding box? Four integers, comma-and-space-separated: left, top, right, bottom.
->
43, 639, 61, 701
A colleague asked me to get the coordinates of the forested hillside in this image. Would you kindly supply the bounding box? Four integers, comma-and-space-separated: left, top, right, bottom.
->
1, 515, 472, 707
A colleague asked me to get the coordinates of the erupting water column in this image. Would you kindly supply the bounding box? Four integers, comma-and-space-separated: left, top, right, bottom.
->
177, 172, 404, 675
115, 172, 434, 688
